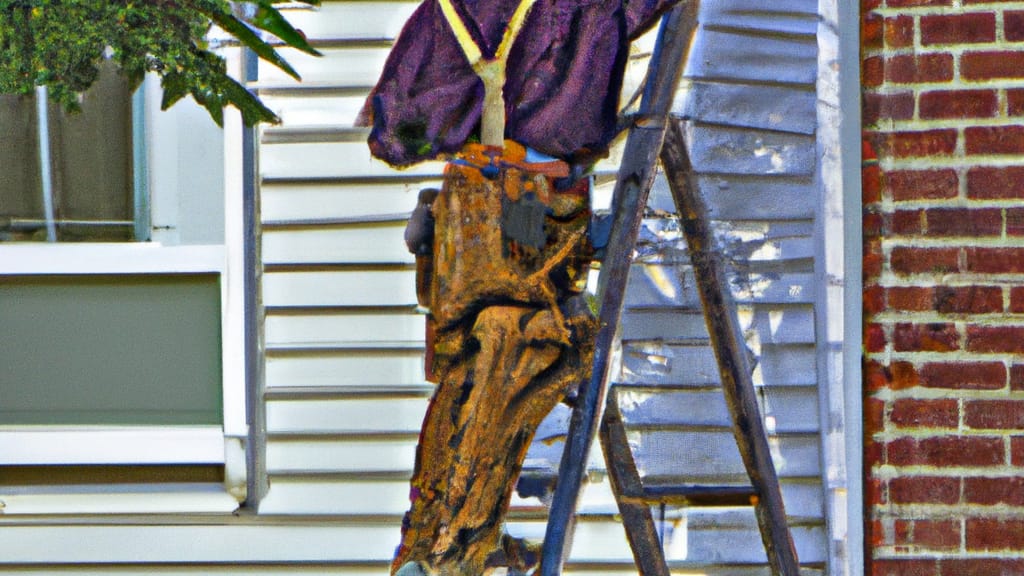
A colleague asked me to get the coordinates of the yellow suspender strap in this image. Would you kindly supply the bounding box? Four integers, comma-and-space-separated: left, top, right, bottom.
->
436, 0, 483, 67
437, 0, 536, 147
496, 0, 537, 61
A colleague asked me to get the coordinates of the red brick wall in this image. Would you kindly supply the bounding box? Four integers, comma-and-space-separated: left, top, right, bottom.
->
863, 0, 1024, 574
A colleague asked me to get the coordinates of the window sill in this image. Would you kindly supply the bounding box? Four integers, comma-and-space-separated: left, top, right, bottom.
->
0, 426, 225, 465
0, 482, 241, 515
0, 428, 247, 515
0, 243, 225, 275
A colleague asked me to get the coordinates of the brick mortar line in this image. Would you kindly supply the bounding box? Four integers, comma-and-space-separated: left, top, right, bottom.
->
870, 118, 1024, 131
869, 316, 1024, 326
874, 504, 1024, 515
869, 6, 1024, 17
873, 463, 1024, 476
874, 427, 1021, 436
870, 347, 1010, 359
872, 280, 1024, 289
870, 349, 1024, 359
882, 239, 1023, 248
868, 278, 1021, 287
883, 229, 1016, 242
870, 390, 1024, 403
870, 199, 1024, 208
874, 158, 1024, 173
864, 44, 1024, 58
872, 550, 1024, 559
873, 427, 1020, 437
875, 276, 1024, 287
881, 238, 1024, 248
866, 85, 1024, 96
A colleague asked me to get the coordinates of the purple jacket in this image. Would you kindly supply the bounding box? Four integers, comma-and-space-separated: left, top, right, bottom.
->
359, 0, 681, 167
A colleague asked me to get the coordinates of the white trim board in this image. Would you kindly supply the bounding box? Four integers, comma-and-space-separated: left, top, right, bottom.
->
0, 243, 225, 275
0, 426, 225, 465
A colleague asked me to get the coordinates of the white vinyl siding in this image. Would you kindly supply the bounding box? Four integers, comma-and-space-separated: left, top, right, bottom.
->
257, 0, 829, 572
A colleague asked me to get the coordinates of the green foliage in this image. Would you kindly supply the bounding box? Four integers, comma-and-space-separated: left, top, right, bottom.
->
0, 0, 320, 126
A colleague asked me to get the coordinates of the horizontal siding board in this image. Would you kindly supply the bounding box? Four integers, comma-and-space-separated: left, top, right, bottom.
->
261, 267, 814, 311
703, 0, 819, 17
687, 29, 817, 86
664, 521, 826, 565
624, 266, 816, 308
758, 344, 818, 386
567, 521, 824, 565
266, 312, 424, 350
280, 2, 418, 41
761, 385, 821, 433
680, 81, 817, 135
616, 386, 818, 433
261, 141, 445, 181
630, 430, 821, 479
260, 94, 368, 130
265, 351, 427, 389
261, 182, 431, 224
716, 222, 816, 263
258, 47, 390, 88
618, 343, 721, 387
618, 344, 833, 392
621, 310, 710, 342
259, 478, 412, 515
702, 15, 818, 37
501, 518, 825, 565
700, 0, 819, 35
0, 524, 400, 563
0, 519, 805, 568
259, 476, 597, 516
266, 438, 417, 474
263, 270, 417, 308
687, 125, 816, 176
727, 272, 816, 305
749, 305, 816, 345
648, 175, 818, 220
621, 305, 815, 345
263, 226, 412, 266
635, 220, 815, 265
266, 397, 428, 434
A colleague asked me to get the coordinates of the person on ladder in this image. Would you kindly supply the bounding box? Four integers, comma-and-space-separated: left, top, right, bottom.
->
357, 0, 688, 572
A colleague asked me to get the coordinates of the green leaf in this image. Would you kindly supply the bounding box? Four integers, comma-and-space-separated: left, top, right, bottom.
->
251, 1, 321, 56
160, 72, 189, 110
204, 8, 301, 80
124, 66, 146, 92
193, 87, 225, 127
222, 74, 279, 125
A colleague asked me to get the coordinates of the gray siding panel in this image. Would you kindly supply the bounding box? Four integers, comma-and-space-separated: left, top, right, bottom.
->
683, 82, 817, 135
688, 29, 818, 85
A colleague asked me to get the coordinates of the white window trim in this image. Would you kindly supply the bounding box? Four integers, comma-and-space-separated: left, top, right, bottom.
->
0, 243, 247, 511
0, 42, 252, 515
2, 426, 225, 466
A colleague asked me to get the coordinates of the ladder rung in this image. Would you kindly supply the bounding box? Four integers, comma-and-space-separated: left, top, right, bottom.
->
641, 484, 758, 507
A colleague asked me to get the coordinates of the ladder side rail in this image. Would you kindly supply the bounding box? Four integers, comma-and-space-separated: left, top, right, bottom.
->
540, 4, 699, 573
599, 388, 672, 576
659, 119, 801, 576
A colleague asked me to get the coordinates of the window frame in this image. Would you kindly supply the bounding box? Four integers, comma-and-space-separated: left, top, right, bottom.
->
0, 53, 251, 513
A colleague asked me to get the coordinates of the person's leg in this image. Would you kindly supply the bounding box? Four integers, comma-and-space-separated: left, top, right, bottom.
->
392, 154, 596, 575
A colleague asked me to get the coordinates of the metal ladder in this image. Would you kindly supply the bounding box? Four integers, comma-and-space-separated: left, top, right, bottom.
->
540, 3, 801, 575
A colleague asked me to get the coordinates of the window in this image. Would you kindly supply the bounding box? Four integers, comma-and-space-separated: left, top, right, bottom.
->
0, 52, 249, 514
0, 60, 135, 242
